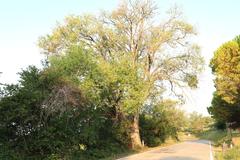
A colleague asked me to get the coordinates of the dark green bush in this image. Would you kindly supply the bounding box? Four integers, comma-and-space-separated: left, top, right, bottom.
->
0, 66, 130, 159
140, 102, 186, 147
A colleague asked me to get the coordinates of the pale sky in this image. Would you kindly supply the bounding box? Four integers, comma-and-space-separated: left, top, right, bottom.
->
0, 0, 240, 115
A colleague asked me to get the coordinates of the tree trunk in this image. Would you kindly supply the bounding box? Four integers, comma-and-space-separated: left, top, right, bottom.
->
129, 114, 142, 149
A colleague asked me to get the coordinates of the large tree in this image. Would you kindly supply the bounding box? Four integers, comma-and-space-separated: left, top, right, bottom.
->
210, 36, 240, 104
209, 35, 240, 128
39, 0, 203, 148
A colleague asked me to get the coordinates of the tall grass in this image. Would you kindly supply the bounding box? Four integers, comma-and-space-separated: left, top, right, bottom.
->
198, 129, 228, 146
199, 129, 240, 159
215, 146, 240, 160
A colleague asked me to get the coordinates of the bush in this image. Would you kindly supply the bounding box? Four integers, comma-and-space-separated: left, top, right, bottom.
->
0, 66, 129, 159
140, 101, 186, 147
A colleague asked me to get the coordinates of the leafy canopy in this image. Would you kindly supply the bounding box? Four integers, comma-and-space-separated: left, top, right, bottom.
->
210, 36, 240, 104
39, 0, 204, 101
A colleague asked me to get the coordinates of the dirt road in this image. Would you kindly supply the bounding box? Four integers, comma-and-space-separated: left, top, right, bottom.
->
118, 140, 213, 160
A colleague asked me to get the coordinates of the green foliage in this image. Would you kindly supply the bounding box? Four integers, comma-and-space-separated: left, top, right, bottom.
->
0, 64, 125, 159
209, 35, 240, 129
208, 92, 240, 129
184, 74, 198, 88
0, 66, 54, 158
187, 112, 212, 134
214, 120, 227, 130
49, 46, 150, 148
210, 38, 240, 104
140, 100, 187, 146
39, 0, 203, 113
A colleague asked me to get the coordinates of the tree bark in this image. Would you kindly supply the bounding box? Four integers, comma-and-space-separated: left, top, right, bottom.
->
129, 114, 142, 149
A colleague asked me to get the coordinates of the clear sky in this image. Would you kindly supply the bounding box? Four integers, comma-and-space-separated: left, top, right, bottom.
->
0, 0, 240, 115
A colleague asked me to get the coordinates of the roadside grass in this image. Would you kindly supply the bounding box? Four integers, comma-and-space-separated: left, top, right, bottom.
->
197, 129, 228, 146
215, 135, 240, 160
197, 129, 240, 160
215, 146, 240, 160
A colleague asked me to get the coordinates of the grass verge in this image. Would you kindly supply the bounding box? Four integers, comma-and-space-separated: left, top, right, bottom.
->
198, 129, 240, 160
215, 146, 240, 160
197, 129, 228, 146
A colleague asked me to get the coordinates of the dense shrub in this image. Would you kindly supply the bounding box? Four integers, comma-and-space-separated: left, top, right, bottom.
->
140, 101, 187, 147
0, 66, 127, 159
